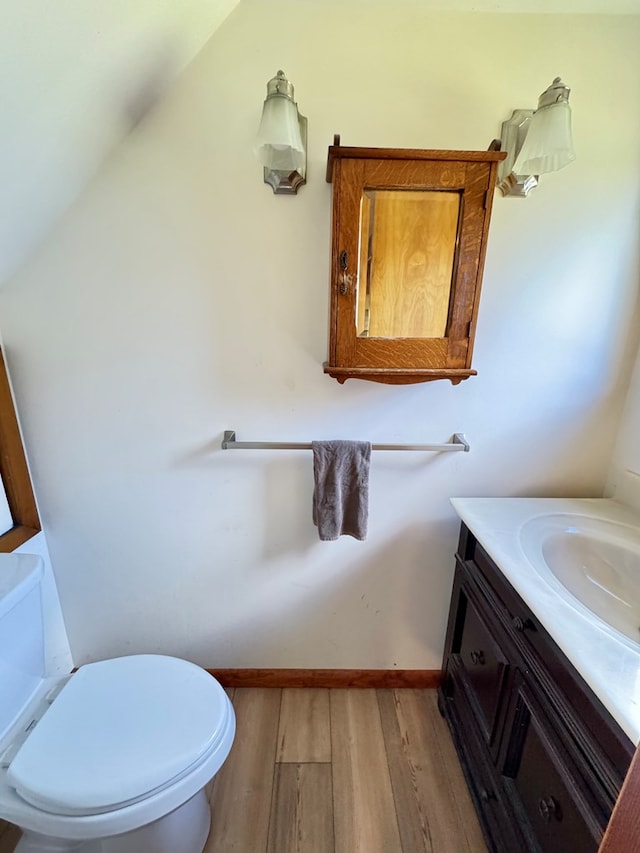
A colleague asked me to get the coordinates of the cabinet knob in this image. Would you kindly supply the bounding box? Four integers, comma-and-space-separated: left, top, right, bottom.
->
512, 616, 534, 633
538, 796, 562, 823
480, 788, 496, 803
470, 650, 486, 666
338, 250, 349, 295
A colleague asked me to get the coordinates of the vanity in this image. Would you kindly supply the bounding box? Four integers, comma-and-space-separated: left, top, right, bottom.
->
439, 498, 640, 853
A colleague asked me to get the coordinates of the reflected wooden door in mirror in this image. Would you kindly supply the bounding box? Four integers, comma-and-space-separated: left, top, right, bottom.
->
324, 139, 506, 384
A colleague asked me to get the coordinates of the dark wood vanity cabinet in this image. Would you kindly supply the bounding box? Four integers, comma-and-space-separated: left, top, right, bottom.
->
439, 523, 635, 853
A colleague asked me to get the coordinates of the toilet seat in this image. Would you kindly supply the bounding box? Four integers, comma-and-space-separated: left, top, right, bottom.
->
7, 655, 230, 817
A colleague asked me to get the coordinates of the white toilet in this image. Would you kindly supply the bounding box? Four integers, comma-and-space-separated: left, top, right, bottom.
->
0, 553, 235, 853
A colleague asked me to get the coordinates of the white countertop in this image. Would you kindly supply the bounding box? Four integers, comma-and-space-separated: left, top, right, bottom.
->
450, 497, 640, 745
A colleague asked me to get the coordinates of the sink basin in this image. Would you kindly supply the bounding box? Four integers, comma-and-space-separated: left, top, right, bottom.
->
519, 513, 640, 647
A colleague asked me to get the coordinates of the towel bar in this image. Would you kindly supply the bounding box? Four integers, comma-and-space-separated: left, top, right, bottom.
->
221, 431, 469, 453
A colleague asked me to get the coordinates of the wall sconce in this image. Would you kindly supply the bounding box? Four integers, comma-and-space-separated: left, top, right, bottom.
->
254, 70, 307, 195
498, 77, 575, 197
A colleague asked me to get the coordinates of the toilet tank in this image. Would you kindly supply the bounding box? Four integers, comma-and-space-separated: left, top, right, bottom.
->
0, 554, 45, 740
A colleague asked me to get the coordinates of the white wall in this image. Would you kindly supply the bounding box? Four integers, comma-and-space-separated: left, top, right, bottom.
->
0, 0, 238, 285
608, 341, 640, 512
0, 2, 639, 670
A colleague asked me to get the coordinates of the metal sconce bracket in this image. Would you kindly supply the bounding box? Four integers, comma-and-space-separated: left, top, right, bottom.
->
497, 109, 539, 198
263, 114, 307, 195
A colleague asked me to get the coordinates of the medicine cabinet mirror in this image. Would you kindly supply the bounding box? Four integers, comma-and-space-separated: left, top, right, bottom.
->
324, 138, 506, 384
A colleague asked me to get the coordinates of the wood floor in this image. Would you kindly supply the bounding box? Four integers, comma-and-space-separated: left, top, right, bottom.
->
0, 688, 486, 853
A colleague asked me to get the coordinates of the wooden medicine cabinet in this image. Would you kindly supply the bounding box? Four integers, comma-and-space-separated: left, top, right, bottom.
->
324, 138, 506, 384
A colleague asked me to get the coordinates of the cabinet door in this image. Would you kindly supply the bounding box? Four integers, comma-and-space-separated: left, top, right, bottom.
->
453, 584, 511, 751
439, 678, 528, 853
499, 678, 604, 853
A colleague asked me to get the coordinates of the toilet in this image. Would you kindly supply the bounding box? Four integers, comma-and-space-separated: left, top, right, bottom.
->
0, 553, 235, 853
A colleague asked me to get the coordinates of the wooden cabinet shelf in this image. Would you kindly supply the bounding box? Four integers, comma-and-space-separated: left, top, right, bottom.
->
324, 140, 505, 385
439, 523, 635, 852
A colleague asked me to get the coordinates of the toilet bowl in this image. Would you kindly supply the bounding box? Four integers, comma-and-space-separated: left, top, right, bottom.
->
0, 554, 235, 853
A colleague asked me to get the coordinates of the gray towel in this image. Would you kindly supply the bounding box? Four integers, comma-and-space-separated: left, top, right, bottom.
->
312, 440, 371, 541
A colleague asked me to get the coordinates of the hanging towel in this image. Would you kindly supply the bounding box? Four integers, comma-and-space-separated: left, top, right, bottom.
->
312, 440, 372, 541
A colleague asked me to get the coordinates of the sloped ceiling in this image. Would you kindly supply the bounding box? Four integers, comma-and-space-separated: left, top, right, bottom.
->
1, 0, 639, 288
0, 0, 240, 287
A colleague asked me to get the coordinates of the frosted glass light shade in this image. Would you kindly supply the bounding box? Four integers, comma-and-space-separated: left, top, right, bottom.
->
513, 100, 575, 176
254, 96, 305, 173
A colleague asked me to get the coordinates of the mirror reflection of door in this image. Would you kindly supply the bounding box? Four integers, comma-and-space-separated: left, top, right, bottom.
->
357, 189, 461, 339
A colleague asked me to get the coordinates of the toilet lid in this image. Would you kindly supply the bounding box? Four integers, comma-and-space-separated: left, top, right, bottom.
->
7, 655, 229, 815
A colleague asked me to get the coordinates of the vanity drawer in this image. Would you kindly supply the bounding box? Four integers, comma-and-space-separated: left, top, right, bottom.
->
499, 678, 605, 853
440, 668, 527, 853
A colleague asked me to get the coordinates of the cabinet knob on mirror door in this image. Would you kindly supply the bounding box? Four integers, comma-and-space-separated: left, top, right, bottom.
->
470, 650, 486, 666
538, 796, 562, 823
339, 251, 349, 295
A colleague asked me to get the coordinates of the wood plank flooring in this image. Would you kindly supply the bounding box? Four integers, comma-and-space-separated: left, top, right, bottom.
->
0, 823, 20, 853
0, 688, 486, 853
209, 687, 486, 853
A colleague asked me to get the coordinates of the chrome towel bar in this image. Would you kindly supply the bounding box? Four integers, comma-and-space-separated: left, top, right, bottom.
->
221, 431, 469, 453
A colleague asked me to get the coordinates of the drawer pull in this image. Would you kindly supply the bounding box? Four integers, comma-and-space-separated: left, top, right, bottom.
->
470, 650, 486, 666
538, 796, 562, 823
512, 616, 534, 633
480, 787, 496, 803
